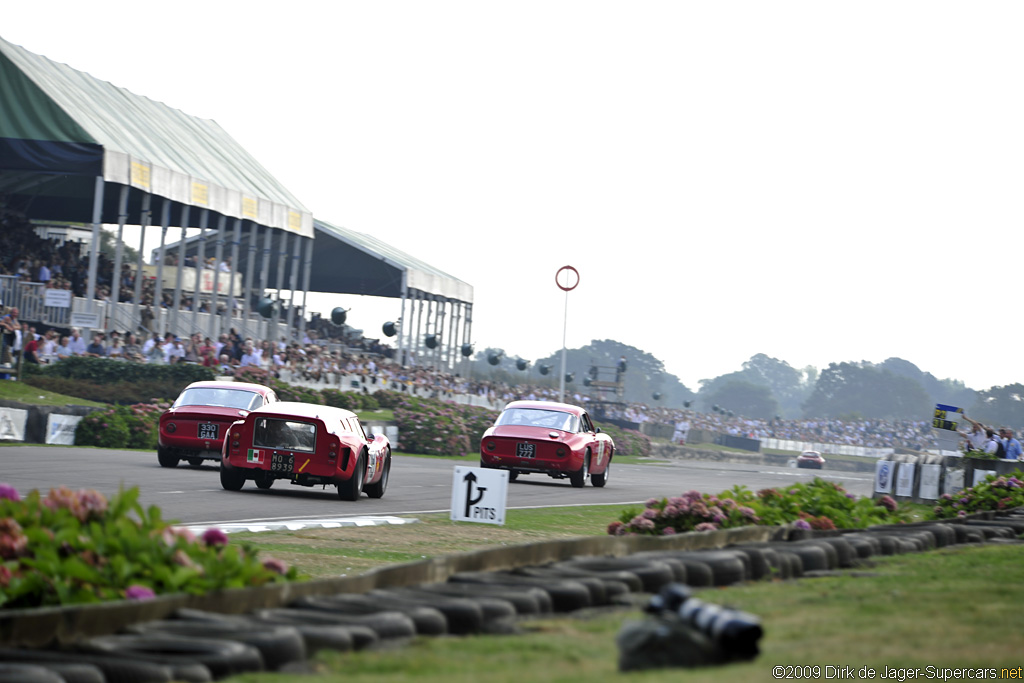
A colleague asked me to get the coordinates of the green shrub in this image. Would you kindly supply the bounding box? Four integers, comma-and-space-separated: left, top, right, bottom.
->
929, 471, 1024, 519
393, 397, 472, 456
0, 485, 302, 609
597, 423, 652, 458
608, 479, 910, 536
74, 406, 131, 448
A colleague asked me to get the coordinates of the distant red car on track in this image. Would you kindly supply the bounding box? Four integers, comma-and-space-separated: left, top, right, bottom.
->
220, 402, 391, 501
797, 450, 826, 469
158, 381, 278, 469
480, 400, 614, 488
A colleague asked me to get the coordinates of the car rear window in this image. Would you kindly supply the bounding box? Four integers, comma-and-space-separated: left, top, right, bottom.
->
495, 408, 578, 432
252, 417, 317, 452
174, 387, 264, 411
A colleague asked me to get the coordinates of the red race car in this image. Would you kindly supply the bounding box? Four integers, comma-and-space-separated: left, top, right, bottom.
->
158, 381, 278, 468
220, 402, 392, 501
480, 400, 614, 487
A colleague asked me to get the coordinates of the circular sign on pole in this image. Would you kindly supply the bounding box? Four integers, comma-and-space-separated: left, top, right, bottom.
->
555, 265, 579, 292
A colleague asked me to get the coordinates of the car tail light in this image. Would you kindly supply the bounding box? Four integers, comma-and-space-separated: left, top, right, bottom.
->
556, 447, 567, 457
166, 423, 176, 433
329, 436, 339, 460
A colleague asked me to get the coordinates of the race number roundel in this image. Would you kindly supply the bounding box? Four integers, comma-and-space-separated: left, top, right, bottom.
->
555, 265, 580, 292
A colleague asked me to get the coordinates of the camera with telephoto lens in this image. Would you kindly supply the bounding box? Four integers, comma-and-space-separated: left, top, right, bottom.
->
645, 583, 763, 660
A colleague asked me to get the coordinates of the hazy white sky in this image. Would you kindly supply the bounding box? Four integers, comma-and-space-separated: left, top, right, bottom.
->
4, 1, 1022, 392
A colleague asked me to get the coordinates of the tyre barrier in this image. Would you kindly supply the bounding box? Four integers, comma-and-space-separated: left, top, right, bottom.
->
2, 514, 1020, 679
122, 620, 306, 672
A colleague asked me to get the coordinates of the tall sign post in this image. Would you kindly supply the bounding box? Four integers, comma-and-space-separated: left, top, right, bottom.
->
555, 266, 579, 403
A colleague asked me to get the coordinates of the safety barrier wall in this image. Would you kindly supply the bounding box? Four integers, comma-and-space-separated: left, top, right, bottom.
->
871, 453, 1024, 504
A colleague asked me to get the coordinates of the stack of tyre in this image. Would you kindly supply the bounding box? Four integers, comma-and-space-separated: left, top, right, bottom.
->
1, 513, 1022, 681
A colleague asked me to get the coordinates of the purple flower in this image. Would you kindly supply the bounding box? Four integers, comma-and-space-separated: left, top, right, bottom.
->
201, 528, 229, 547
661, 527, 677, 536
125, 585, 156, 600
694, 522, 718, 532
0, 484, 20, 502
793, 519, 812, 530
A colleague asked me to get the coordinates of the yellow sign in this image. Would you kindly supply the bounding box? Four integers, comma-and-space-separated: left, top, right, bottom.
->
191, 182, 209, 206
130, 161, 151, 190
288, 211, 302, 233
242, 196, 258, 220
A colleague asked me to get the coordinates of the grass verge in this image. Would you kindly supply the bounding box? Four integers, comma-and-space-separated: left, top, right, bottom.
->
229, 542, 1024, 683
0, 379, 104, 407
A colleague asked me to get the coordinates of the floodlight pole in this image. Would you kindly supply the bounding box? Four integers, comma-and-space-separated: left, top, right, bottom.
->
555, 266, 579, 403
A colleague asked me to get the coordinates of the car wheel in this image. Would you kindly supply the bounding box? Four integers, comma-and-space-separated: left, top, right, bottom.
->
591, 458, 610, 488
220, 464, 245, 491
569, 452, 589, 488
157, 447, 179, 469
338, 453, 365, 501
187, 457, 203, 468
365, 452, 390, 499
254, 471, 274, 490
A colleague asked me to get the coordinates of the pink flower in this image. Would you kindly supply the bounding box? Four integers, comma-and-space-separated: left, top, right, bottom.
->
0, 484, 20, 502
262, 557, 290, 575
661, 527, 677, 536
694, 522, 718, 532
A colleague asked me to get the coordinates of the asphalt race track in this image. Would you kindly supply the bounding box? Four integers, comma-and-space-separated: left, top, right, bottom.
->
0, 446, 875, 528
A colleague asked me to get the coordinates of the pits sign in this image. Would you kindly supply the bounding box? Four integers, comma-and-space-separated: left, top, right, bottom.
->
450, 466, 509, 526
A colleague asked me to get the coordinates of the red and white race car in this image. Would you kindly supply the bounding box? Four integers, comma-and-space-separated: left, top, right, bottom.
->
158, 380, 278, 468
480, 400, 614, 487
220, 401, 391, 500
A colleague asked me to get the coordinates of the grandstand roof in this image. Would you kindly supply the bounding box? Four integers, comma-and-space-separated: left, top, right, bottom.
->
162, 218, 474, 304
0, 35, 312, 236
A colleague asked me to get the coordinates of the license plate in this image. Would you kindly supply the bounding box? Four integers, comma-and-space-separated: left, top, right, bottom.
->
198, 423, 218, 440
516, 442, 536, 459
270, 453, 294, 473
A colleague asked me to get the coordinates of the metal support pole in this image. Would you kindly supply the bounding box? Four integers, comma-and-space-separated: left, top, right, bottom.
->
171, 205, 189, 334
155, 199, 170, 332
299, 235, 314, 343
109, 185, 129, 325
85, 176, 105, 311
274, 231, 288, 341
229, 218, 242, 328
191, 209, 209, 335
209, 214, 226, 341
132, 193, 151, 324
243, 222, 258, 323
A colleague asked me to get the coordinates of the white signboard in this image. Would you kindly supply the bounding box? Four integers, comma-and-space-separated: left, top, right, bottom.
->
973, 468, 996, 487
919, 464, 942, 500
450, 466, 509, 525
46, 414, 82, 445
895, 462, 915, 497
70, 312, 101, 330
0, 407, 28, 441
44, 289, 72, 308
874, 460, 894, 494
944, 468, 965, 495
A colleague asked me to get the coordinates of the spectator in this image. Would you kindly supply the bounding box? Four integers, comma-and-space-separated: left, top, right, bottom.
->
1000, 429, 1021, 461
85, 333, 107, 357
983, 429, 1003, 456
66, 327, 87, 356
122, 333, 144, 362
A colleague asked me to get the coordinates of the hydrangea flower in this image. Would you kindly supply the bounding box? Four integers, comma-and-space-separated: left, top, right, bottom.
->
201, 528, 229, 547
0, 483, 20, 502
125, 585, 156, 600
